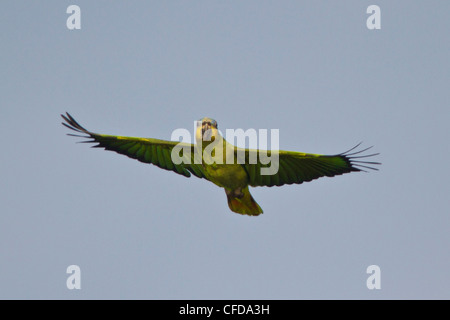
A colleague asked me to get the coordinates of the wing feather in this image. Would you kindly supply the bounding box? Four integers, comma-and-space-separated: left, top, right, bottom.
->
61, 112, 207, 180
240, 144, 380, 187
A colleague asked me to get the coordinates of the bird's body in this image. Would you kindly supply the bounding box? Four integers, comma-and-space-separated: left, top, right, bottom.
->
194, 119, 263, 214
61, 113, 379, 216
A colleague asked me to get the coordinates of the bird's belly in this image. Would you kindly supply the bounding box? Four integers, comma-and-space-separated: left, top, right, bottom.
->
204, 164, 248, 189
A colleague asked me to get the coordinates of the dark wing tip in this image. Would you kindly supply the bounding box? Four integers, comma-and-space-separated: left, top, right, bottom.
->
61, 112, 88, 133
61, 112, 95, 142
339, 142, 381, 172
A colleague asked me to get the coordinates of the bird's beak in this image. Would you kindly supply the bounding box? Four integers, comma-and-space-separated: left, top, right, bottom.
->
202, 123, 212, 141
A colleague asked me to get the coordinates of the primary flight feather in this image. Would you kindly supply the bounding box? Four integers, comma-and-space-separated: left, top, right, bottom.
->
61, 113, 380, 216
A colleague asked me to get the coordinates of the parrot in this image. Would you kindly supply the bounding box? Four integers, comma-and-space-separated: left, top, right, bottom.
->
61, 113, 380, 216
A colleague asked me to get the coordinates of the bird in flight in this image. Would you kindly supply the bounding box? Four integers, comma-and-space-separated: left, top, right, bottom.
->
61, 113, 380, 216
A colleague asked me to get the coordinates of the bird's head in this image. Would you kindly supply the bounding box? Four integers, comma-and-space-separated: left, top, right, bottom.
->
196, 117, 219, 143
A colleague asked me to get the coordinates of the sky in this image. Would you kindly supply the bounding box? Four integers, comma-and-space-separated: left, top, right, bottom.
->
1, 1, 449, 299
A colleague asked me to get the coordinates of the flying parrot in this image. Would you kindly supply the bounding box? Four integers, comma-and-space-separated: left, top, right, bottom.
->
61, 113, 380, 216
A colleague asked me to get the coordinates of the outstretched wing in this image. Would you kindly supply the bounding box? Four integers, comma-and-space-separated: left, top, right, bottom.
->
61, 112, 208, 180
239, 143, 380, 187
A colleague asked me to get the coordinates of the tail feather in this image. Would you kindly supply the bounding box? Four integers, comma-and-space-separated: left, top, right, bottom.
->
226, 187, 263, 216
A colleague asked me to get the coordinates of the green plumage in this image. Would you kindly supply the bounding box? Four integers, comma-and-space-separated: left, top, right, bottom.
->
61, 113, 380, 215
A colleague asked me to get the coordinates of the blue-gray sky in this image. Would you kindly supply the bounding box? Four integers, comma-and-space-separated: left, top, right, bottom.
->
1, 1, 449, 299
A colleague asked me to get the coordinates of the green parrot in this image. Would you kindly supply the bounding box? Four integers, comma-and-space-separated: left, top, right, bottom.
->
61, 113, 380, 216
